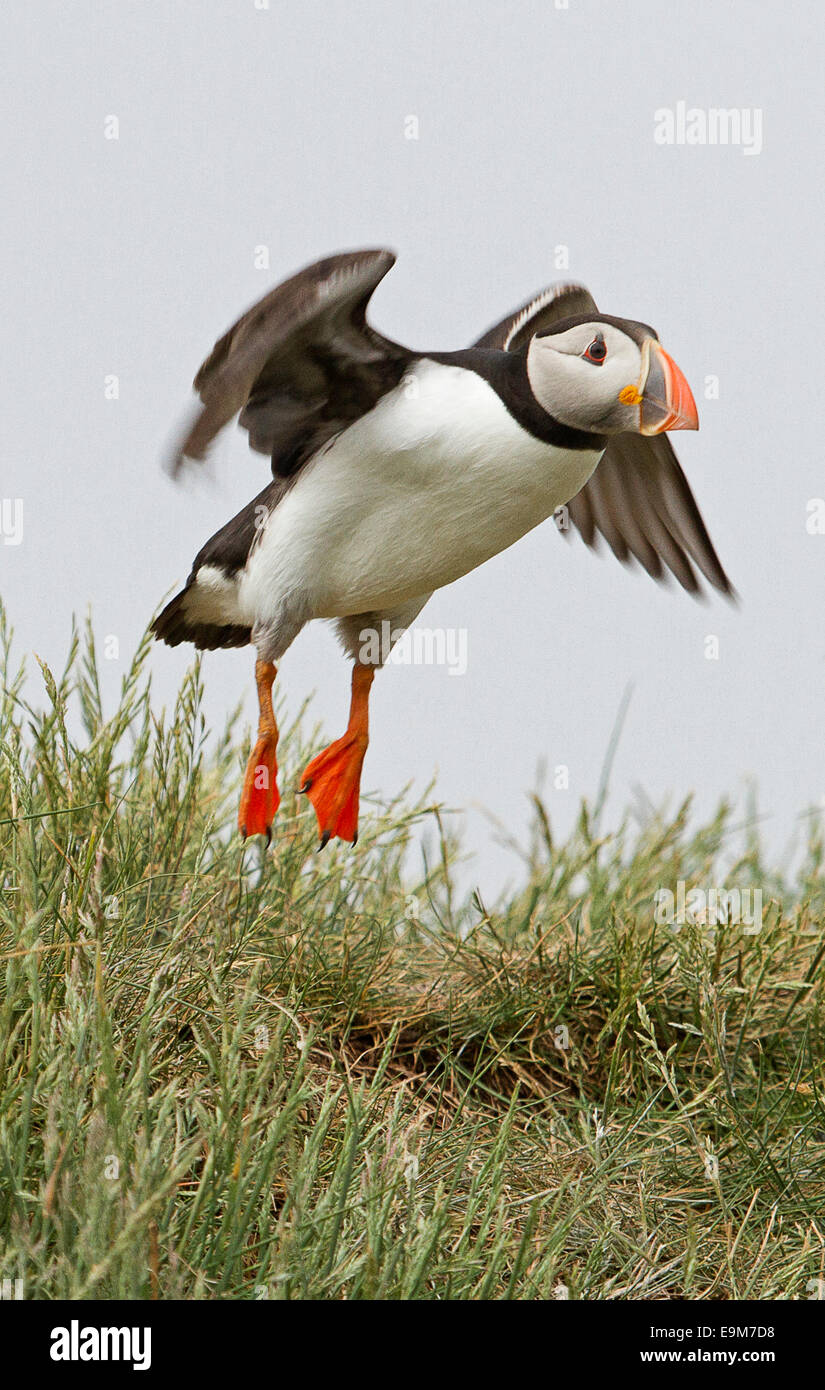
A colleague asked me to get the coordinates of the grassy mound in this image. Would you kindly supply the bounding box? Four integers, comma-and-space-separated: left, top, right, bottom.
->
1, 605, 824, 1299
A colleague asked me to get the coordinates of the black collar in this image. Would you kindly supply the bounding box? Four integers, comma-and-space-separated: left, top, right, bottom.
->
424, 348, 607, 452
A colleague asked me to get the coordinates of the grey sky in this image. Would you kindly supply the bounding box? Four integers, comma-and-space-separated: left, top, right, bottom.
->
3, 0, 824, 893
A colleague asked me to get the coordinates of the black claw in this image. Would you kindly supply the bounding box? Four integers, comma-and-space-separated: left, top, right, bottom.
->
240, 826, 247, 841
352, 833, 358, 846
318, 831, 331, 851
300, 779, 312, 794
265, 827, 272, 847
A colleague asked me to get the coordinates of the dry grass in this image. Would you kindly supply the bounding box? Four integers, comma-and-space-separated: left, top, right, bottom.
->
1, 601, 824, 1299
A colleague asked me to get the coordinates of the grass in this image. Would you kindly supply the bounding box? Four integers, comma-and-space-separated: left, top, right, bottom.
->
1, 598, 824, 1301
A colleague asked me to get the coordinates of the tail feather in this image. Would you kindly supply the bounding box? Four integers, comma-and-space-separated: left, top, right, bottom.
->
152, 586, 251, 651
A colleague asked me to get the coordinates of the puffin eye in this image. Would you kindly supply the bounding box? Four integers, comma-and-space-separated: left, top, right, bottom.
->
583, 336, 607, 365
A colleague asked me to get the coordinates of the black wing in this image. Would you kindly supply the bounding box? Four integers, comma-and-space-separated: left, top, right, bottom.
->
473, 283, 733, 597
473, 282, 602, 353
171, 248, 414, 479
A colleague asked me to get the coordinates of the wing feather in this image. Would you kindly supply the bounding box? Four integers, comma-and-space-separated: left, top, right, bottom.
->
170, 249, 412, 478
473, 283, 599, 352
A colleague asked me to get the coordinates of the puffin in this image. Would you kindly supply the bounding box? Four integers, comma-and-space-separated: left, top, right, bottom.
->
153, 249, 732, 847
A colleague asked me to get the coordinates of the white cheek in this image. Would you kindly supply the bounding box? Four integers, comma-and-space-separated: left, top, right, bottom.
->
604, 361, 628, 394
530, 354, 601, 427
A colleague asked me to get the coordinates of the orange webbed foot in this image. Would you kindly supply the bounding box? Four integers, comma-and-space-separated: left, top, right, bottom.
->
300, 730, 367, 846
238, 659, 280, 842
239, 733, 280, 841
300, 664, 374, 847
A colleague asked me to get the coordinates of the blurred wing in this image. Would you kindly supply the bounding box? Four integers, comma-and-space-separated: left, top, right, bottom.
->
170, 248, 412, 478
564, 433, 733, 596
474, 281, 733, 598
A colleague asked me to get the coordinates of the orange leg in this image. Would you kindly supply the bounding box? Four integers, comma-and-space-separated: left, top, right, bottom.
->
238, 660, 280, 842
300, 664, 374, 847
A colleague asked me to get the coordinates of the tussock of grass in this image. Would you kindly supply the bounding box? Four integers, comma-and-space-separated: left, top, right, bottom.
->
1, 600, 824, 1299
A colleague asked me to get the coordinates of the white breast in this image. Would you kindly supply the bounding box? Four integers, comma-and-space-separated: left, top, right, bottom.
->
239, 359, 603, 622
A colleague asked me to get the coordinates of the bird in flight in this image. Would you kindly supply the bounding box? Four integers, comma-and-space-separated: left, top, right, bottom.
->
153, 249, 731, 847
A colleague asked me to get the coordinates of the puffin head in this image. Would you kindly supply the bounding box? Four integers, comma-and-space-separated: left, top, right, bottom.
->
525, 314, 699, 437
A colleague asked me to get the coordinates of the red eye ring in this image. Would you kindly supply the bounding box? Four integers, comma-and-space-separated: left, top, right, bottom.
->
583, 336, 607, 364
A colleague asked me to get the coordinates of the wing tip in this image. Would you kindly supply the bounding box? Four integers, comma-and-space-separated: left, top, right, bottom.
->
165, 406, 212, 481
559, 509, 737, 604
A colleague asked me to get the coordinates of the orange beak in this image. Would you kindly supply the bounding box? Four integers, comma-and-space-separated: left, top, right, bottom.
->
636, 339, 699, 435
